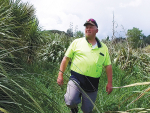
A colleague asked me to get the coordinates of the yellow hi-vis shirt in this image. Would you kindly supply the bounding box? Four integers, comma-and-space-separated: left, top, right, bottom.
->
65, 37, 111, 78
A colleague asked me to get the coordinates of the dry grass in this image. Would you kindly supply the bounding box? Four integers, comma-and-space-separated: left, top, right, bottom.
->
143, 45, 150, 54
0, 108, 9, 113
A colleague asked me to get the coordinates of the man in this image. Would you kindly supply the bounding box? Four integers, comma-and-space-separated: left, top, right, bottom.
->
57, 18, 113, 113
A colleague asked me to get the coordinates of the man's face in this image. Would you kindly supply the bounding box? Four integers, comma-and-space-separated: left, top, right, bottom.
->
85, 24, 98, 39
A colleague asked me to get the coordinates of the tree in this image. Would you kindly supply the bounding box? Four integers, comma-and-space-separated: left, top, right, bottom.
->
127, 27, 143, 48
66, 22, 73, 37
74, 30, 84, 38
66, 28, 73, 37
144, 35, 150, 45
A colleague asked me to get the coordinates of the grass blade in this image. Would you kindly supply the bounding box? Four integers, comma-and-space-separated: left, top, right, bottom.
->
113, 82, 150, 89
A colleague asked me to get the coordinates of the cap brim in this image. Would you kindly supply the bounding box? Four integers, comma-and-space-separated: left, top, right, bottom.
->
84, 21, 95, 26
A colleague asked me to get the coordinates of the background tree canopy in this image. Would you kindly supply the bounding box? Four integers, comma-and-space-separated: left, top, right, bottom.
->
127, 27, 144, 48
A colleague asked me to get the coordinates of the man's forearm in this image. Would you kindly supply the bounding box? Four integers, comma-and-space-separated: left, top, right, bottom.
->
105, 65, 113, 83
105, 65, 113, 94
58, 56, 70, 78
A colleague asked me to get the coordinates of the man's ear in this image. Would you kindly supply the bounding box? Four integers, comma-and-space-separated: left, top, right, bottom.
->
96, 28, 98, 33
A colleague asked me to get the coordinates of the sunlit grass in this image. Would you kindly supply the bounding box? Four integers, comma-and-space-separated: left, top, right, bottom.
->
0, 0, 150, 112
1, 38, 150, 113
1, 46, 150, 113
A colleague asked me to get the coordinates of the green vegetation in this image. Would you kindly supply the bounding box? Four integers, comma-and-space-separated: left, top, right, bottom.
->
127, 27, 143, 48
0, 0, 150, 113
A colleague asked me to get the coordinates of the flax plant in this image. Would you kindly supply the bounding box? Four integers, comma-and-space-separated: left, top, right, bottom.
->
0, 0, 55, 112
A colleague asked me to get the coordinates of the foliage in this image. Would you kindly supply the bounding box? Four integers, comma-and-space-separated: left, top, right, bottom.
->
0, 62, 61, 113
0, 30, 74, 112
103, 39, 150, 78
0, 0, 45, 65
37, 31, 75, 64
142, 45, 150, 53
1, 0, 150, 112
74, 30, 84, 38
1, 35, 149, 113
127, 27, 144, 49
101, 39, 150, 112
66, 28, 73, 37
144, 35, 150, 45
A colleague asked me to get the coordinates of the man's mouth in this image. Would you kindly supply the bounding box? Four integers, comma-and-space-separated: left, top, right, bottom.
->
87, 32, 91, 33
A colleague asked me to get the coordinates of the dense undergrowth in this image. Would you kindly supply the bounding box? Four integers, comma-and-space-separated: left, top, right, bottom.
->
1, 39, 150, 113
0, 0, 150, 113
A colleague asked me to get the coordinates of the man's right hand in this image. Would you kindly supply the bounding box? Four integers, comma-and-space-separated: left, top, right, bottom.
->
57, 76, 63, 86
57, 56, 70, 87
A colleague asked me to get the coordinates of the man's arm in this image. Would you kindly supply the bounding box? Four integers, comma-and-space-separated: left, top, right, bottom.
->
105, 65, 113, 94
57, 56, 70, 86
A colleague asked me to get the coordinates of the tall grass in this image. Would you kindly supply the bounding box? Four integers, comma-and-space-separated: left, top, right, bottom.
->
0, 30, 75, 112
1, 39, 150, 112
96, 39, 150, 112
1, 0, 150, 112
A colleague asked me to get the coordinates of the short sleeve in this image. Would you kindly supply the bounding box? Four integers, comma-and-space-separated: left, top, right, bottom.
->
65, 40, 76, 59
103, 47, 111, 66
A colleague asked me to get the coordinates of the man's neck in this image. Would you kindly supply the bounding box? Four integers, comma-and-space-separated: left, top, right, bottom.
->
86, 37, 97, 46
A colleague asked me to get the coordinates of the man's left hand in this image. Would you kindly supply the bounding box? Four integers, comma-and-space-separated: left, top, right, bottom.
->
106, 83, 113, 94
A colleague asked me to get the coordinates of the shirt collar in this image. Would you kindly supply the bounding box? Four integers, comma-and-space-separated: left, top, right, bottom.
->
85, 37, 102, 48
95, 37, 102, 48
